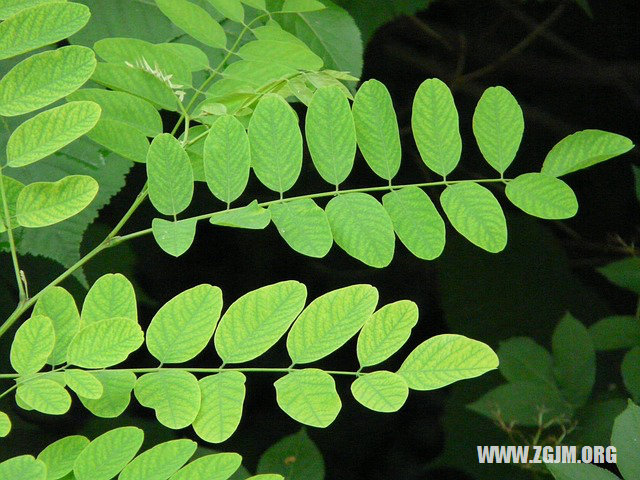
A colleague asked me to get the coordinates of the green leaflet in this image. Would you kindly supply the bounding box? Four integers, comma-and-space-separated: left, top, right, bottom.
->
597, 257, 640, 294
134, 371, 201, 429
622, 348, 640, 403
505, 173, 578, 219
397, 334, 499, 390
241, 0, 266, 10
67, 88, 163, 137
269, 199, 333, 258
546, 463, 621, 480
81, 273, 137, 325
66, 317, 144, 368
411, 78, 462, 178
147, 134, 194, 216
86, 118, 150, 163
78, 370, 136, 418
0, 0, 68, 20
552, 314, 595, 407
159, 43, 210, 72
0, 2, 90, 60
325, 193, 395, 267
16, 377, 71, 415
152, 218, 197, 257
33, 287, 80, 365
352, 80, 401, 180
37, 435, 89, 480
541, 129, 634, 177
382, 187, 446, 260
351, 371, 409, 413
0, 175, 24, 233
91, 63, 178, 111
155, 0, 227, 49
287, 284, 378, 364
16, 175, 99, 228
146, 284, 223, 363
170, 453, 243, 480
0, 411, 10, 437
237, 39, 323, 71
215, 281, 307, 364
468, 381, 572, 427
7, 101, 102, 168
257, 430, 324, 479
497, 337, 555, 387
64, 369, 103, 399
203, 115, 251, 204
589, 316, 640, 350
0, 46, 96, 116
281, 0, 326, 12
611, 402, 640, 480
207, 0, 245, 23
274, 369, 342, 428
210, 201, 271, 229
357, 300, 419, 368
249, 95, 303, 194
10, 314, 55, 375
119, 439, 197, 480
193, 372, 246, 443
0, 456, 46, 480
440, 182, 507, 253
472, 86, 524, 175
305, 86, 356, 186
73, 427, 144, 480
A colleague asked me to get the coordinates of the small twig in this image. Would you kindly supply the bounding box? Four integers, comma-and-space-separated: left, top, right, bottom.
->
407, 15, 455, 52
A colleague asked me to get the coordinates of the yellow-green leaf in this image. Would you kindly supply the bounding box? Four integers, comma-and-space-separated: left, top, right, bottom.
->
119, 439, 197, 480
78, 371, 136, 418
37, 435, 89, 480
0, 411, 11, 438
64, 369, 103, 400
10, 315, 55, 375
193, 372, 246, 443
152, 218, 197, 257
74, 427, 144, 480
169, 453, 243, 480
81, 273, 137, 326
0, 456, 46, 480
156, 0, 226, 48
351, 371, 409, 413
16, 378, 71, 415
505, 173, 578, 219
210, 200, 271, 229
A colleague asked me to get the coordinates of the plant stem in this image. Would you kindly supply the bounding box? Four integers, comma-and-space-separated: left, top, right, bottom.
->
0, 167, 26, 303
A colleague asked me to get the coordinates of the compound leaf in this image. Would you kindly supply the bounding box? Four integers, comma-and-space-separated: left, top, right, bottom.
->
78, 370, 136, 418
306, 86, 356, 186
119, 439, 197, 480
398, 334, 499, 390
0, 456, 46, 480
505, 173, 578, 219
16, 378, 71, 415
0, 46, 96, 116
147, 134, 194, 216
64, 369, 103, 400
156, 0, 226, 49
440, 182, 507, 253
16, 175, 99, 228
146, 284, 223, 364
66, 317, 144, 368
170, 453, 243, 480
241, 0, 266, 10
541, 130, 634, 177
287, 284, 378, 364
193, 372, 246, 443
0, 2, 90, 60
382, 187, 446, 260
357, 300, 418, 368
10, 314, 55, 375
249, 95, 303, 194
325, 193, 395, 267
215, 281, 307, 364
275, 369, 341, 428
203, 115, 251, 204
210, 200, 271, 229
269, 199, 333, 258
37, 435, 89, 480
352, 80, 401, 181
257, 429, 324, 479
152, 218, 197, 257
412, 78, 462, 178
134, 371, 201, 430
472, 86, 524, 174
351, 371, 409, 413
7, 101, 101, 168
81, 273, 137, 325
73, 427, 144, 480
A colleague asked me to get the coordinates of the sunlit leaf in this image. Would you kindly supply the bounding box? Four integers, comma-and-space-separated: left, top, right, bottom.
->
193, 372, 246, 443
505, 173, 578, 219
73, 427, 144, 480
81, 273, 137, 325
169, 453, 243, 480
10, 314, 55, 375
270, 199, 333, 258
156, 0, 227, 48
16, 377, 71, 415
0, 411, 10, 438
0, 456, 46, 480
210, 200, 271, 229
351, 371, 409, 413
64, 369, 103, 400
32, 286, 79, 366
119, 439, 197, 480
152, 218, 197, 257
78, 370, 136, 418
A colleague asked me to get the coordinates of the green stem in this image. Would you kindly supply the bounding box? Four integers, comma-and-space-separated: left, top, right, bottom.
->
0, 167, 26, 303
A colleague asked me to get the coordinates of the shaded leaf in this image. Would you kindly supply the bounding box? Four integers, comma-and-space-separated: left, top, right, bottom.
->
169, 453, 243, 480
589, 315, 640, 350
597, 257, 640, 294
37, 435, 89, 480
611, 401, 640, 480
546, 463, 620, 480
622, 348, 640, 403
257, 430, 324, 480
497, 337, 555, 387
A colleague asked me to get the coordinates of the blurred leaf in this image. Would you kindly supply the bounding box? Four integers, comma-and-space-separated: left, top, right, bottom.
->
546, 463, 620, 480
589, 316, 640, 350
611, 401, 640, 480
622, 348, 640, 403
257, 429, 324, 479
597, 257, 640, 294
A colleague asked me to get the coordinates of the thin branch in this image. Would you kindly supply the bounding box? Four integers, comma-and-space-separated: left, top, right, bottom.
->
407, 15, 455, 52
0, 167, 26, 303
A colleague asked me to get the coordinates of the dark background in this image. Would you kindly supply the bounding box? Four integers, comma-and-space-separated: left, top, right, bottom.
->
1, 0, 638, 478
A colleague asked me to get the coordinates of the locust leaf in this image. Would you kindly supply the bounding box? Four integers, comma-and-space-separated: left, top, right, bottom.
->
10, 315, 55, 375
170, 453, 243, 480
622, 348, 640, 403
281, 0, 326, 12
287, 284, 378, 364
597, 257, 640, 294
0, 411, 10, 438
0, 176, 23, 233
0, 0, 69, 20
119, 439, 197, 480
85, 118, 150, 163
16, 378, 71, 415
505, 173, 578, 219
325, 193, 395, 267
210, 200, 271, 229
0, 456, 46, 480
0, 46, 96, 116
237, 39, 323, 71
146, 284, 223, 364
152, 218, 197, 257
352, 80, 401, 181
81, 273, 137, 325
351, 371, 409, 413
64, 369, 104, 400
78, 370, 136, 418
412, 78, 462, 178
215, 281, 307, 364
16, 175, 99, 228
193, 372, 246, 443
156, 0, 227, 49
37, 435, 89, 480
208, 0, 245, 22
73, 427, 144, 480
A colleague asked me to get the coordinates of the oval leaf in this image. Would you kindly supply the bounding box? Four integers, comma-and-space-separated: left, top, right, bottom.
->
257, 429, 324, 479
287, 284, 378, 364
170, 453, 243, 480
16, 175, 99, 228
78, 370, 136, 419
33, 286, 80, 366
10, 315, 55, 375
119, 439, 197, 480
0, 411, 10, 438
274, 369, 341, 428
440, 182, 507, 253
397, 334, 499, 390
152, 218, 197, 257
351, 371, 409, 413
0, 456, 46, 480
74, 427, 144, 480
81, 273, 137, 325
64, 369, 104, 400
16, 378, 71, 415
156, 0, 226, 48
325, 193, 395, 267
193, 372, 246, 443
37, 435, 89, 480
208, 0, 245, 23
505, 173, 578, 219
